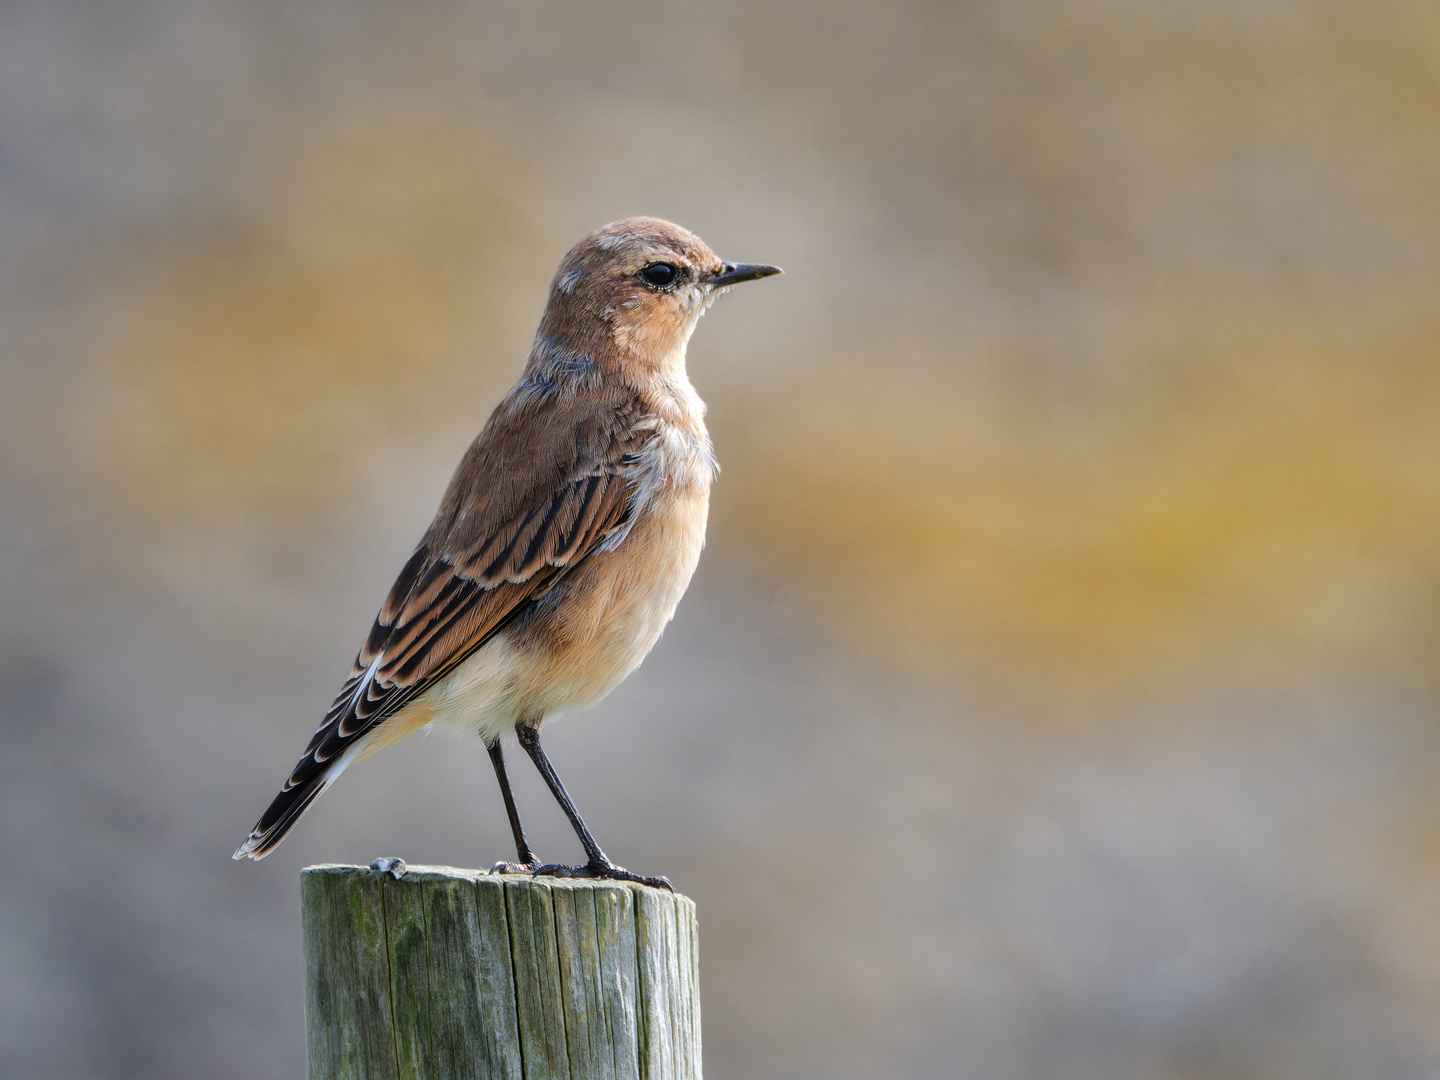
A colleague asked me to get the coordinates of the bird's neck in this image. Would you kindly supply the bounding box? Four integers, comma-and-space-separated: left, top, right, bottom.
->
525, 322, 706, 428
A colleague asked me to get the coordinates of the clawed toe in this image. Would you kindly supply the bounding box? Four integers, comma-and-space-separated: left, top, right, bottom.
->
632, 872, 674, 892
489, 859, 543, 875
532, 859, 672, 891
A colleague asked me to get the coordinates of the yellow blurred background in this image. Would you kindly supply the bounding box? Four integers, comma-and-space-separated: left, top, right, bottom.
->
3, 3, 1439, 1078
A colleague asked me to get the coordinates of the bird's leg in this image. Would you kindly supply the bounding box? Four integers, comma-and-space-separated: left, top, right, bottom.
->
487, 739, 542, 874
516, 723, 673, 891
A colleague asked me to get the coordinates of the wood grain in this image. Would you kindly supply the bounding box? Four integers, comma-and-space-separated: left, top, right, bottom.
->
301, 865, 700, 1080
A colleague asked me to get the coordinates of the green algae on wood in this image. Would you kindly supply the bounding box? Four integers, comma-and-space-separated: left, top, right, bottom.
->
300, 865, 700, 1080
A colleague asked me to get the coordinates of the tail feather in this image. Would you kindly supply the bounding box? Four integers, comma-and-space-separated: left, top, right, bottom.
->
232, 772, 333, 860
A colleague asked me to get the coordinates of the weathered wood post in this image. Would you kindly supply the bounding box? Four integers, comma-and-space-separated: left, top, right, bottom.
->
301, 864, 700, 1080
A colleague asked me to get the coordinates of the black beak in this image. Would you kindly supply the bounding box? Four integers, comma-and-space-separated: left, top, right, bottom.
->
707, 261, 783, 287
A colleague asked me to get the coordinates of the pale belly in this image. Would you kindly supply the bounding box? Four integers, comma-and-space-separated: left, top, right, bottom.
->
402, 485, 710, 744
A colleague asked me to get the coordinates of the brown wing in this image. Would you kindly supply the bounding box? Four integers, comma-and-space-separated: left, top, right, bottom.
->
317, 468, 633, 747
234, 389, 648, 858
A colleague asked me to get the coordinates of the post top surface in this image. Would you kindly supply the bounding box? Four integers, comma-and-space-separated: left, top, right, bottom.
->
301, 862, 689, 901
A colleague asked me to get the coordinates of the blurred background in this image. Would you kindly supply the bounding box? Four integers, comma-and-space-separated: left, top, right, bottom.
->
3, 2, 1439, 1078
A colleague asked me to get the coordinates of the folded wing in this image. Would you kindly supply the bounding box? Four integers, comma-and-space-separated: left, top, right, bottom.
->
234, 392, 647, 858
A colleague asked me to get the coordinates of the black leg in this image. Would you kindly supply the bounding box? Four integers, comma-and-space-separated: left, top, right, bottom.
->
516, 723, 672, 891
487, 739, 541, 874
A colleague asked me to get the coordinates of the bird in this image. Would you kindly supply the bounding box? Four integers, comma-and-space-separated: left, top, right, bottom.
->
233, 217, 781, 889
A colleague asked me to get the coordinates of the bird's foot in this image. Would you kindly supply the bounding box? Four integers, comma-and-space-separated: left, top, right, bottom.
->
533, 858, 673, 892
489, 858, 543, 875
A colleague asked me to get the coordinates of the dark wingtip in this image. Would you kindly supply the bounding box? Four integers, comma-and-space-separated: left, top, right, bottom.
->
232, 774, 332, 861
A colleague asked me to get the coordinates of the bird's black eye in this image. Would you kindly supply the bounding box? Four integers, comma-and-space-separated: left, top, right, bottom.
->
639, 262, 679, 287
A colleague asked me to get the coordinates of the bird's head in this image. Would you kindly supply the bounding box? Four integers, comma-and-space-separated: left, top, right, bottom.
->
536, 217, 781, 373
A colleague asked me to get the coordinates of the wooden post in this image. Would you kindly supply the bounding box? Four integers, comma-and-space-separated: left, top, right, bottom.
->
300, 864, 701, 1080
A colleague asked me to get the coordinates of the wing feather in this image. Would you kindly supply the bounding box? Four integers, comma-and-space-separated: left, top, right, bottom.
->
234, 390, 648, 858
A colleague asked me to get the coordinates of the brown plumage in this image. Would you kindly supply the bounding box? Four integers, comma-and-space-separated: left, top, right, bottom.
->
234, 217, 780, 886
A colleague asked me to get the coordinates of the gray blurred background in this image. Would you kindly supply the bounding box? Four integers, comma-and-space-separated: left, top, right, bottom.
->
3, 2, 1440, 1078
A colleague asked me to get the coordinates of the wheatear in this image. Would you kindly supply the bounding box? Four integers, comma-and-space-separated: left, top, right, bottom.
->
234, 218, 780, 887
